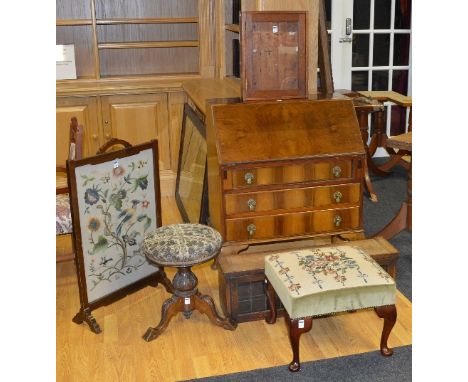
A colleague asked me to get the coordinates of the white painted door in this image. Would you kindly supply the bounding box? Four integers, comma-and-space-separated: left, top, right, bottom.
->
325, 0, 412, 146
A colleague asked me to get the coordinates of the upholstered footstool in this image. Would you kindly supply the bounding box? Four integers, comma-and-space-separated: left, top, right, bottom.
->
142, 224, 237, 341
264, 244, 397, 372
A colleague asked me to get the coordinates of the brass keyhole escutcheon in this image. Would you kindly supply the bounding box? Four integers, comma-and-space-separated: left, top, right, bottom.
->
332, 166, 342, 178
333, 191, 343, 203
334, 215, 342, 227
244, 172, 255, 185
247, 198, 256, 211
247, 223, 256, 238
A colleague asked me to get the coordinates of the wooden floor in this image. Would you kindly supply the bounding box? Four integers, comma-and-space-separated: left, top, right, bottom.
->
56, 197, 412, 382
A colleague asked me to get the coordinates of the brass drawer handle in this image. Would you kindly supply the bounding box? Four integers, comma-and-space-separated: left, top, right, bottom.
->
333, 191, 343, 203
244, 172, 255, 185
332, 165, 342, 178
247, 198, 257, 211
247, 223, 256, 238
334, 215, 343, 227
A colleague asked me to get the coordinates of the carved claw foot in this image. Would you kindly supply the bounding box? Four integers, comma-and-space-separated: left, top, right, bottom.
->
142, 327, 160, 342
143, 296, 182, 342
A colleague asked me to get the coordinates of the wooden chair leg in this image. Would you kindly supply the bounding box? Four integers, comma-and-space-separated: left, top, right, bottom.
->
374, 305, 397, 356
264, 277, 277, 324
286, 314, 313, 372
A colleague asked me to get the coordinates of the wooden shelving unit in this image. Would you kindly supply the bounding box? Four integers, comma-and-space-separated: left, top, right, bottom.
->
56, 0, 216, 197
56, 0, 210, 81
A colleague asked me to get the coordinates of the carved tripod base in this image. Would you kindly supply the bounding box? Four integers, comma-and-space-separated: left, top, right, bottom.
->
72, 307, 102, 334
265, 277, 397, 372
143, 266, 237, 342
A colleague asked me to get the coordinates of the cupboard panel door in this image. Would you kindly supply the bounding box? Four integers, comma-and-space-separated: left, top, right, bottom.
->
56, 96, 101, 163
101, 93, 170, 170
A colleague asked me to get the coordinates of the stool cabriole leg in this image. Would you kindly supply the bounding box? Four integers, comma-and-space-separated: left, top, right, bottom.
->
286, 314, 313, 372
143, 295, 184, 342
374, 304, 397, 356
264, 277, 277, 324
144, 265, 236, 341
193, 292, 237, 330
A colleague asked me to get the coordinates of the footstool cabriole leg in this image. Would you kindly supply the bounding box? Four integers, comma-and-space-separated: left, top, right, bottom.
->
287, 315, 313, 372
374, 304, 397, 356
264, 277, 277, 324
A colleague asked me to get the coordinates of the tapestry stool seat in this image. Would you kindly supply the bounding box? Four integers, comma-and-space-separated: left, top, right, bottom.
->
264, 244, 397, 372
142, 223, 237, 341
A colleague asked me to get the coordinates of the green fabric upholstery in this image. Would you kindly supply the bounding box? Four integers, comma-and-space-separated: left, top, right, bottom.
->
265, 245, 396, 319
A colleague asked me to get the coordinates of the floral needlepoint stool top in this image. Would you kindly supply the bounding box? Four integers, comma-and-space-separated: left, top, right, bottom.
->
264, 243, 398, 372
265, 245, 396, 319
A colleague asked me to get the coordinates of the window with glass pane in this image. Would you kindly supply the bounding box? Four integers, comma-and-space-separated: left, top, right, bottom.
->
393, 33, 410, 66
373, 34, 390, 66
394, 0, 412, 29
353, 0, 371, 30
352, 71, 369, 91
374, 0, 391, 29
372, 70, 388, 90
352, 34, 370, 67
392, 70, 409, 94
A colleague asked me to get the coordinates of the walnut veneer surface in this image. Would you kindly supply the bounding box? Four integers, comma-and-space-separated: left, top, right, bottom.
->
206, 96, 366, 245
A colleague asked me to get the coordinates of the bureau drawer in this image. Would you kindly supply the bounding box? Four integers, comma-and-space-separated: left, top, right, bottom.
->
224, 207, 361, 242
224, 160, 354, 190
224, 183, 361, 216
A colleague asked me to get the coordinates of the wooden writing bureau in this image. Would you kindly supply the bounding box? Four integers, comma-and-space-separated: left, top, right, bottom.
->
205, 96, 367, 321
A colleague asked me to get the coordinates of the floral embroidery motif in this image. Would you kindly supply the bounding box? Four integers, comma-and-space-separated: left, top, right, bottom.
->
270, 254, 302, 296
297, 247, 368, 289
357, 247, 392, 282
78, 158, 155, 292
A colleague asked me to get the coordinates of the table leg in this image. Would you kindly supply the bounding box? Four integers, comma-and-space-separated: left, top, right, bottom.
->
373, 156, 412, 239
357, 110, 378, 202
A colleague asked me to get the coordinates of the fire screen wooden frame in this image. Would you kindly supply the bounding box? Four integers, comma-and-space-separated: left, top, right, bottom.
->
67, 140, 166, 333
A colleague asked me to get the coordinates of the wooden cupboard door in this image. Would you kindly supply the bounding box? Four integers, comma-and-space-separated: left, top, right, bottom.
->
56, 96, 100, 163
101, 93, 170, 170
